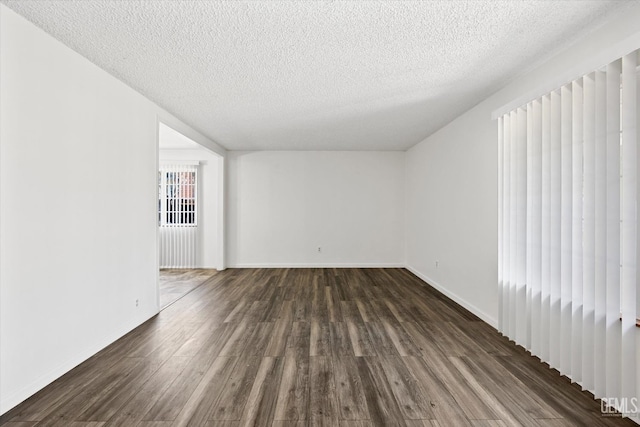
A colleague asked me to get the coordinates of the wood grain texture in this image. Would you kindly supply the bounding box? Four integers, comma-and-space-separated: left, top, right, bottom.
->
274, 348, 310, 422
332, 356, 369, 420
240, 357, 285, 426
378, 355, 434, 420
159, 269, 217, 308
210, 355, 263, 420
309, 356, 338, 425
0, 268, 635, 426
171, 356, 237, 426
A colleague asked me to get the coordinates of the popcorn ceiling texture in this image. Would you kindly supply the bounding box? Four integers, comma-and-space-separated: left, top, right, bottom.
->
1, 1, 629, 151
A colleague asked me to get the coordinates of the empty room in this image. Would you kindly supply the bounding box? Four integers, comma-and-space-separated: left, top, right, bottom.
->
2, 1, 640, 426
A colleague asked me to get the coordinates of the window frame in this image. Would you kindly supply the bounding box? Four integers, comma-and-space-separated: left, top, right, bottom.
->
158, 163, 199, 227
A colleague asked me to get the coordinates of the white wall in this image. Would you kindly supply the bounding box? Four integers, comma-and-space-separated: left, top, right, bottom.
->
159, 148, 222, 269
405, 4, 640, 328
228, 151, 404, 267
406, 107, 497, 324
0, 5, 224, 414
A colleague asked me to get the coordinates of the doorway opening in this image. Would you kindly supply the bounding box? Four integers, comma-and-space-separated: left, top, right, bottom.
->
157, 121, 223, 309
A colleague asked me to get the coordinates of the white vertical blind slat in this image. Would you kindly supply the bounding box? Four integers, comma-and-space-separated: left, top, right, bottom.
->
541, 94, 552, 363
571, 78, 584, 384
525, 103, 534, 351
509, 111, 518, 340
560, 84, 573, 376
620, 52, 638, 406
530, 99, 543, 357
516, 107, 528, 344
605, 60, 621, 399
550, 90, 562, 370
194, 166, 199, 267
593, 70, 607, 398
502, 115, 512, 336
498, 116, 505, 333
582, 72, 596, 393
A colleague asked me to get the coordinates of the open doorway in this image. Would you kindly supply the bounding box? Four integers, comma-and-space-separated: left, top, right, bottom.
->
157, 121, 224, 308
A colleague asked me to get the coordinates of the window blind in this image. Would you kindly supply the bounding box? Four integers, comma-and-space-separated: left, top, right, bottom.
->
498, 49, 639, 416
158, 162, 199, 268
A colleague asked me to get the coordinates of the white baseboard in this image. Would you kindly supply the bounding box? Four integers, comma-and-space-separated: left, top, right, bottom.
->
228, 263, 405, 268
0, 310, 158, 415
405, 264, 498, 329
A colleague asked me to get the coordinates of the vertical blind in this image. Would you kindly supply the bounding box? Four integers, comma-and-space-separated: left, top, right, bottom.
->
498, 49, 639, 413
158, 162, 199, 268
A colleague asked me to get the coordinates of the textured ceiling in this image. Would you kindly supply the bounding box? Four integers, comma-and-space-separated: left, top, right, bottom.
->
1, 1, 631, 151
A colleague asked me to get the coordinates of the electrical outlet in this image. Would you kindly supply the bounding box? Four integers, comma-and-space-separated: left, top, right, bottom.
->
435, 260, 439, 268
317, 247, 322, 253
135, 299, 139, 307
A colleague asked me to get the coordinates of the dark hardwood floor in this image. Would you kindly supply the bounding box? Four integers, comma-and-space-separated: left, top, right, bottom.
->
1, 268, 635, 426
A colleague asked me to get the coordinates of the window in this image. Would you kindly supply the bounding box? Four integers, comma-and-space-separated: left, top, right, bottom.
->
158, 164, 198, 226
497, 49, 639, 410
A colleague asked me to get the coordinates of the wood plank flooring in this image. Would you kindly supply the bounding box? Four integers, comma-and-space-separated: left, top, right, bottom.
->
159, 269, 218, 308
0, 268, 635, 426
